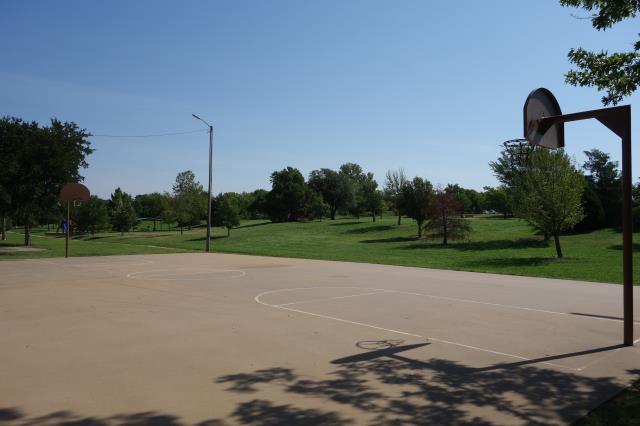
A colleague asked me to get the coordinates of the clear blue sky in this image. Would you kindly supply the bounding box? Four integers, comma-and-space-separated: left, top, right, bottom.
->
1, 0, 638, 198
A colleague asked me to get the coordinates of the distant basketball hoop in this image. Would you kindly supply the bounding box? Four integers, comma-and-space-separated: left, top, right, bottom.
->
60, 182, 90, 203
60, 182, 90, 258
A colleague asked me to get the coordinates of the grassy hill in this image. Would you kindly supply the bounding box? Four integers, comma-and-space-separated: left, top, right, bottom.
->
1, 215, 636, 284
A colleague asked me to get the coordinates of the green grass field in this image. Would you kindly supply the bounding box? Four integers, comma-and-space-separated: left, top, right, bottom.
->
1, 215, 637, 284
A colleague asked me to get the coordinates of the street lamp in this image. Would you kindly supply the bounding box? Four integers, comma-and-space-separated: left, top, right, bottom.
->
192, 113, 213, 252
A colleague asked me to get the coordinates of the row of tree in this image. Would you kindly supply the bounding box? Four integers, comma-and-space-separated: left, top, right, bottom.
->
67, 171, 242, 237
0, 117, 93, 245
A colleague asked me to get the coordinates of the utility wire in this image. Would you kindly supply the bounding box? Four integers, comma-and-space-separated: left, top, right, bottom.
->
90, 129, 207, 138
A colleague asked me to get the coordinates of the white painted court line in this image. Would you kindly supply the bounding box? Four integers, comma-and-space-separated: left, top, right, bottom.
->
254, 287, 579, 371
276, 290, 392, 307
126, 269, 246, 280
393, 290, 640, 324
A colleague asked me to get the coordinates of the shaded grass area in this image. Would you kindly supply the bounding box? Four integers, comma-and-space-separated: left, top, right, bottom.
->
0, 231, 192, 258
575, 376, 640, 425
2, 216, 639, 284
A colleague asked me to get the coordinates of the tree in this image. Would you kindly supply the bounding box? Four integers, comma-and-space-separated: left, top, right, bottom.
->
75, 196, 110, 235
582, 148, 621, 226
213, 194, 241, 237
574, 183, 606, 232
305, 190, 330, 220
560, 0, 640, 105
445, 184, 472, 217
464, 188, 484, 214
248, 189, 269, 219
399, 177, 433, 238
515, 149, 585, 258
339, 162, 366, 217
266, 167, 308, 222
308, 168, 353, 220
490, 143, 535, 215
425, 189, 471, 245
134, 193, 166, 231
360, 173, 385, 222
384, 168, 408, 225
483, 186, 511, 218
0, 117, 93, 245
109, 188, 137, 235
169, 171, 207, 234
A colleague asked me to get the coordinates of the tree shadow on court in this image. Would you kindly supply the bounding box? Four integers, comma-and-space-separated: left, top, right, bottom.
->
213, 342, 635, 425
0, 408, 224, 425
3, 354, 635, 425
0, 401, 347, 426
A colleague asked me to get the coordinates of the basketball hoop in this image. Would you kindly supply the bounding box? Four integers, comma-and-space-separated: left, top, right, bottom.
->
502, 138, 529, 148
59, 182, 90, 258
520, 87, 633, 346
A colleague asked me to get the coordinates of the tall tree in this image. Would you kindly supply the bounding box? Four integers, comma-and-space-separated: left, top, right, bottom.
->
308, 168, 353, 220
75, 196, 110, 235
169, 171, 206, 234
360, 173, 385, 222
339, 162, 366, 217
483, 186, 511, 218
574, 183, 606, 232
248, 189, 269, 219
425, 189, 471, 245
445, 184, 472, 217
560, 0, 640, 105
490, 143, 535, 215
304, 190, 330, 220
399, 177, 433, 238
109, 188, 137, 235
266, 167, 308, 222
515, 149, 585, 258
0, 117, 92, 245
134, 193, 166, 231
384, 168, 408, 225
213, 194, 241, 237
582, 148, 621, 226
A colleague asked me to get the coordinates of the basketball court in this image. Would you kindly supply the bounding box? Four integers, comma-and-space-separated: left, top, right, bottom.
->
0, 252, 638, 425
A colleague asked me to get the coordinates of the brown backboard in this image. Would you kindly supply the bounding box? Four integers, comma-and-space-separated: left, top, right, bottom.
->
60, 183, 90, 202
523, 88, 564, 149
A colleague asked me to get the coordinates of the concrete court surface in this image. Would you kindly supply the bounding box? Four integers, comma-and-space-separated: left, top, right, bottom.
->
0, 253, 639, 425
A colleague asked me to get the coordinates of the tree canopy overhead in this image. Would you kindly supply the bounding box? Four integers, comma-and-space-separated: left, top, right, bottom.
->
561, 0, 640, 105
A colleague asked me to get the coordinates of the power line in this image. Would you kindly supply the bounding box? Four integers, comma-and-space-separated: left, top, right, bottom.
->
90, 129, 207, 138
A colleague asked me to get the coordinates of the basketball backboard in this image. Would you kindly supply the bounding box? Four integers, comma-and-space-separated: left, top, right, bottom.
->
60, 182, 90, 202
523, 88, 564, 149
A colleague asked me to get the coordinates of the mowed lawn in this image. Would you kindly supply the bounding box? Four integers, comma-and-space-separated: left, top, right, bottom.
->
1, 215, 637, 284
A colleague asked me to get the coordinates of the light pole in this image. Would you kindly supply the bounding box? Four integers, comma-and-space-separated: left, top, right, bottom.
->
192, 114, 213, 252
